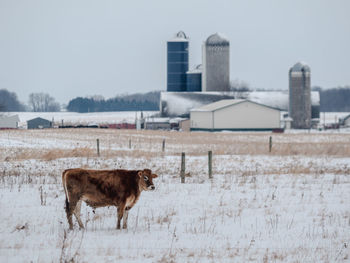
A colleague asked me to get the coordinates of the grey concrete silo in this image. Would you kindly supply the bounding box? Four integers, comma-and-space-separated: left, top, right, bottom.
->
202, 33, 230, 92
289, 62, 311, 129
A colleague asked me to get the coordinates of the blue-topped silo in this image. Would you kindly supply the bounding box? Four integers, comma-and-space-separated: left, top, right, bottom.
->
186, 65, 202, 92
167, 31, 189, 92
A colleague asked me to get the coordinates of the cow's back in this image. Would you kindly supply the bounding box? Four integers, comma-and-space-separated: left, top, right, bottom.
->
64, 168, 140, 208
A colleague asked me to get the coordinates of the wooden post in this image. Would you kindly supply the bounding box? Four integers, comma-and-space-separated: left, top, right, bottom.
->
180, 152, 185, 183
129, 139, 131, 149
269, 136, 272, 153
208, 151, 212, 179
162, 139, 165, 152
96, 139, 100, 157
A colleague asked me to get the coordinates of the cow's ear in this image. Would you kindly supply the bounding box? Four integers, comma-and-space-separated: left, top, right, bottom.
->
138, 171, 143, 178
152, 174, 158, 178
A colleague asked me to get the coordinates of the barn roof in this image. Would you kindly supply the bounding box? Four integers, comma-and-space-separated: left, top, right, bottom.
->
191, 99, 281, 112
27, 117, 51, 123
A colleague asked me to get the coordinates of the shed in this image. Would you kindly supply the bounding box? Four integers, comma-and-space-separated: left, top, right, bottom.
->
27, 117, 52, 129
144, 118, 170, 130
0, 115, 20, 129
190, 99, 281, 131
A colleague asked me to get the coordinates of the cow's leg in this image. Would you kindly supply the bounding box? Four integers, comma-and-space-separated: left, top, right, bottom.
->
122, 207, 130, 229
117, 203, 126, 230
73, 199, 84, 229
66, 197, 78, 230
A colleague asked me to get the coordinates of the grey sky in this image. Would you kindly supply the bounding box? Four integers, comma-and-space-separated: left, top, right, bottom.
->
0, 0, 349, 104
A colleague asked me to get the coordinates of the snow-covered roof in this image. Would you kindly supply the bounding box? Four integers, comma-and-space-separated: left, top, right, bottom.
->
205, 33, 229, 46
168, 31, 189, 42
192, 99, 245, 112
290, 62, 310, 72
186, 64, 202, 74
191, 99, 281, 112
27, 117, 51, 123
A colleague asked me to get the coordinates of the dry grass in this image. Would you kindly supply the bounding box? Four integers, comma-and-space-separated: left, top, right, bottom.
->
1, 129, 350, 161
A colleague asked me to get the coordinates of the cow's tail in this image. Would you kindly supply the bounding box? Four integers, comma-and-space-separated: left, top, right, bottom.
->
62, 170, 70, 214
65, 197, 70, 215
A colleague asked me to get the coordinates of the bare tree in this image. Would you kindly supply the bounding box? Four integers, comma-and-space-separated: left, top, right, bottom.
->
229, 79, 250, 99
28, 93, 60, 112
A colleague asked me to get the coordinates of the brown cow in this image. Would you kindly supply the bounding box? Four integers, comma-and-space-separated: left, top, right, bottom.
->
62, 168, 158, 230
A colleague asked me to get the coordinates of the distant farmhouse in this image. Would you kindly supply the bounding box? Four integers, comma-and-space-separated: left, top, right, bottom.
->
190, 99, 281, 131
27, 117, 52, 129
0, 115, 20, 129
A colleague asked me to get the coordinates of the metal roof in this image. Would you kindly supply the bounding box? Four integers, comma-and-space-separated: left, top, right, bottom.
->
191, 99, 245, 112
205, 33, 229, 46
191, 99, 281, 112
186, 64, 202, 74
168, 31, 189, 42
290, 62, 310, 72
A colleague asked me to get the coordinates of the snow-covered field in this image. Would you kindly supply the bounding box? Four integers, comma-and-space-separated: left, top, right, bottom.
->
0, 129, 349, 262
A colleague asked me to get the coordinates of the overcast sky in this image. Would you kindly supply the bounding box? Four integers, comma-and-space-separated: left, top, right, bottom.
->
0, 0, 349, 104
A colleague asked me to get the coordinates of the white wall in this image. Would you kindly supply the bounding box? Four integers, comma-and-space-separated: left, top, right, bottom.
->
191, 101, 280, 130
190, 111, 212, 129
214, 101, 280, 129
0, 115, 19, 129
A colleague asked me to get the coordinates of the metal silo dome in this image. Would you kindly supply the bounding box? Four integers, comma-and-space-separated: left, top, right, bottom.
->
205, 33, 229, 46
168, 31, 189, 42
290, 62, 311, 72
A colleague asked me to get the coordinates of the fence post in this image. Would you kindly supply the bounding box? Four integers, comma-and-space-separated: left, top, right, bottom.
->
269, 136, 272, 153
162, 139, 165, 152
208, 151, 212, 179
97, 139, 100, 157
129, 139, 131, 149
180, 152, 185, 183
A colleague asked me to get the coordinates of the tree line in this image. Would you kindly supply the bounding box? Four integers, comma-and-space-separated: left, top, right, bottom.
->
0, 87, 349, 112
66, 91, 160, 113
313, 86, 350, 112
0, 89, 60, 112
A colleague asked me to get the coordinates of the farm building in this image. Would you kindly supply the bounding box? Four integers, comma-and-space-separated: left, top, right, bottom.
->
144, 118, 171, 130
0, 115, 20, 129
27, 117, 52, 129
190, 99, 281, 131
160, 91, 320, 118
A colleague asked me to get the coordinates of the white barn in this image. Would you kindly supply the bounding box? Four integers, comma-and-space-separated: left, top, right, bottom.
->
190, 99, 281, 131
0, 115, 20, 129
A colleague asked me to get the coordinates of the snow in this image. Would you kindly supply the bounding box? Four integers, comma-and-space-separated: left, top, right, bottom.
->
0, 128, 349, 262
6, 111, 158, 128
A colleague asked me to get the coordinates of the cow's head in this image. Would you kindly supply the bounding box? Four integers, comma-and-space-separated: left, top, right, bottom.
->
138, 169, 158, 191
